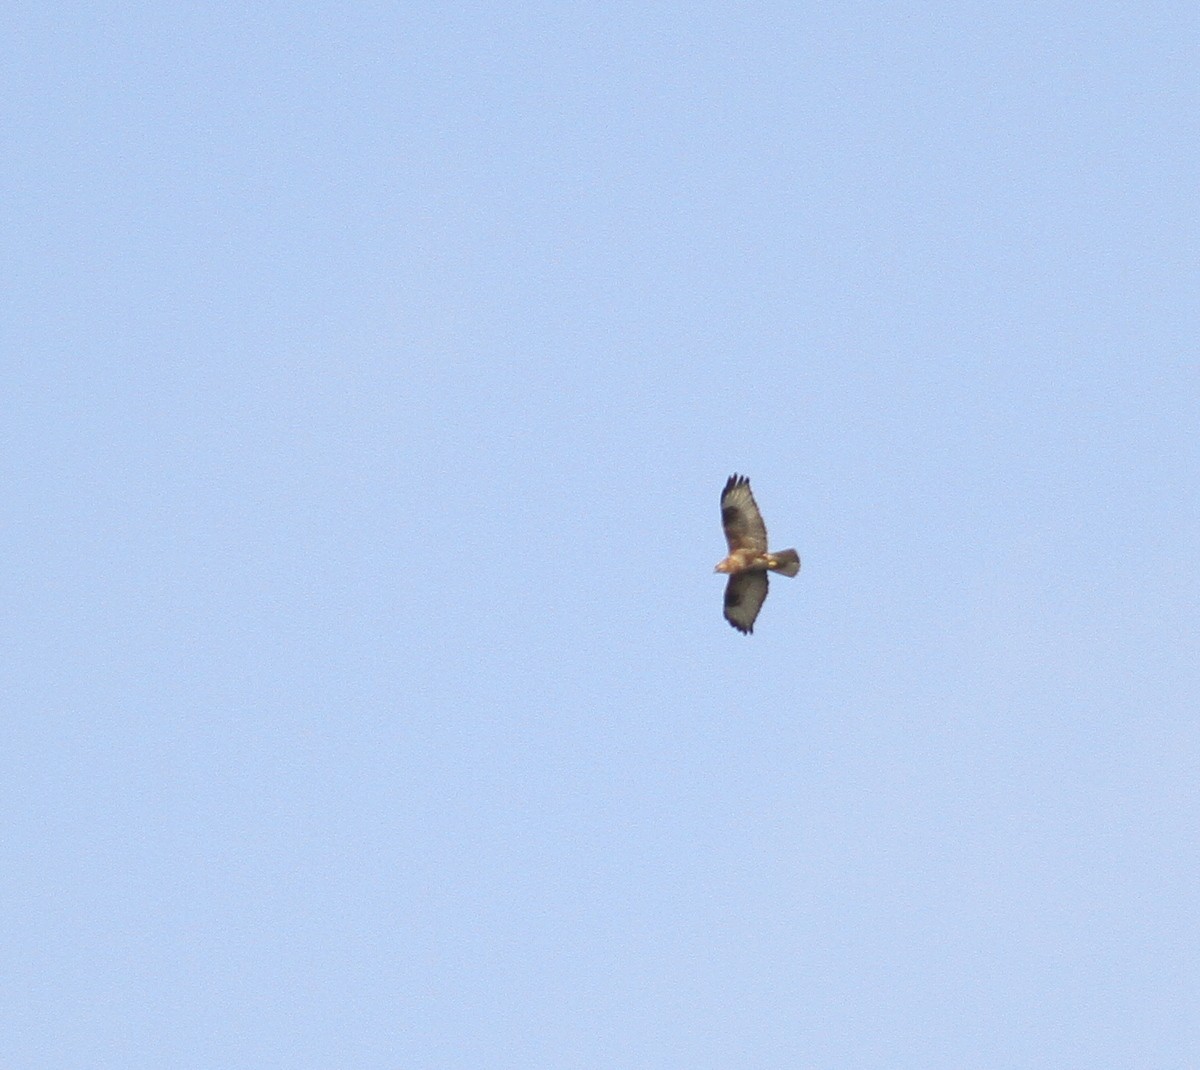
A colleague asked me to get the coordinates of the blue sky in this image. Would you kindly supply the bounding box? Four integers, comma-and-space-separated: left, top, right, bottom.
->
5, 3, 1198, 1067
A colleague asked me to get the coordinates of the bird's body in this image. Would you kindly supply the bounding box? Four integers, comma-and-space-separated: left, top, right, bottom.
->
714, 474, 800, 633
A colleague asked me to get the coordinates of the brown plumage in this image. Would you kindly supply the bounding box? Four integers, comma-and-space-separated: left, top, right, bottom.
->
714, 474, 800, 634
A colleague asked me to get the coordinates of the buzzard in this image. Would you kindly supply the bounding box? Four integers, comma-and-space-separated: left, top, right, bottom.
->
714, 474, 800, 634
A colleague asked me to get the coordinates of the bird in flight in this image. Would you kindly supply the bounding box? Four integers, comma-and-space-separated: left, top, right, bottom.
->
714, 474, 800, 634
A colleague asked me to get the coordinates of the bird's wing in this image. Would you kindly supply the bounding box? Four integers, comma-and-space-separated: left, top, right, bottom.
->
720, 474, 768, 553
724, 571, 768, 634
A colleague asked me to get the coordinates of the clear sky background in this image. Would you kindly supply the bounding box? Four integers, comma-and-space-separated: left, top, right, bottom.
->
5, 3, 1198, 1067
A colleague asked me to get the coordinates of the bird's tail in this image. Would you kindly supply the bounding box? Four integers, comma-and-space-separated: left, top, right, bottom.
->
769, 550, 801, 577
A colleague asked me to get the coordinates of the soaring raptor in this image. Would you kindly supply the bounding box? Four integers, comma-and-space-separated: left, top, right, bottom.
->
714, 474, 800, 634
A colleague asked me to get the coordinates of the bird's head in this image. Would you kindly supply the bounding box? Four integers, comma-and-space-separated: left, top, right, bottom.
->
714, 559, 731, 574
